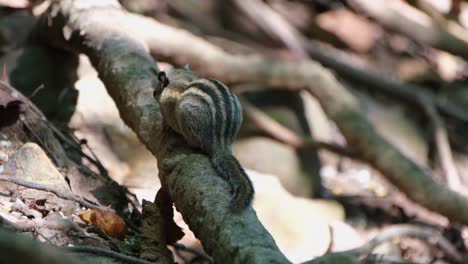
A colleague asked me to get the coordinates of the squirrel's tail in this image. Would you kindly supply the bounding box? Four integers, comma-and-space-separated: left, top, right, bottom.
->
212, 151, 254, 212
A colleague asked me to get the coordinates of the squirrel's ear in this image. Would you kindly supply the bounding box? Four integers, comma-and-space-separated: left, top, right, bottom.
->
158, 71, 170, 88
184, 64, 191, 72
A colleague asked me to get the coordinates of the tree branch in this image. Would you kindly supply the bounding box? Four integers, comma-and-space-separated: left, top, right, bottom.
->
129, 3, 468, 224
242, 98, 358, 160
36, 0, 468, 261
0, 174, 100, 209
37, 1, 290, 263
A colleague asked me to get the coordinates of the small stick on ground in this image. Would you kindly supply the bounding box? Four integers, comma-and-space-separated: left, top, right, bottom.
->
0, 174, 101, 209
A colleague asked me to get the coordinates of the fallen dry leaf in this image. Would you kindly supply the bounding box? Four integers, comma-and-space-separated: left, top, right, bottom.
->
79, 208, 127, 239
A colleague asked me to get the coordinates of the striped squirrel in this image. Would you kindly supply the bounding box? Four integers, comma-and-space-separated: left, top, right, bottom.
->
154, 66, 254, 212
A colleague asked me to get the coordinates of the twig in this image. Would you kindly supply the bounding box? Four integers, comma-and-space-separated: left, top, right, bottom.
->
232, 0, 307, 58
242, 98, 358, 160
341, 224, 463, 263
0, 174, 100, 209
48, 124, 108, 176
29, 84, 45, 99
172, 243, 213, 263
21, 120, 63, 167
64, 246, 155, 264
418, 96, 461, 189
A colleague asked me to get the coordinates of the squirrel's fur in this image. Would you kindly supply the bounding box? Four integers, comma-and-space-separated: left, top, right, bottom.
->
154, 67, 254, 212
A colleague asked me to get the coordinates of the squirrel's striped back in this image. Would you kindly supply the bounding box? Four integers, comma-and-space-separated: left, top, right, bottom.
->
156, 69, 254, 212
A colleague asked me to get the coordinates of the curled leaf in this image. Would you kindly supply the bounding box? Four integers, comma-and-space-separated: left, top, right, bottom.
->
79, 209, 127, 239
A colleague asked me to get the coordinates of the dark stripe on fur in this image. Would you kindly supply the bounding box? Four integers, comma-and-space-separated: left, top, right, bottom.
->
233, 95, 242, 140
190, 81, 223, 146
228, 85, 241, 140
209, 79, 234, 145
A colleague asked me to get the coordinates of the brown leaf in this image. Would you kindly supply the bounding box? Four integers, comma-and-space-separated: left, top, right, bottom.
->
79, 209, 127, 239
79, 209, 96, 224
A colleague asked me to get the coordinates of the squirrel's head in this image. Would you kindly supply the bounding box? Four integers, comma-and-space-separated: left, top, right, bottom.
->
153, 65, 196, 101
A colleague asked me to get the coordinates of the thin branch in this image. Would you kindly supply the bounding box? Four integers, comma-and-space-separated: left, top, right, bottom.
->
64, 246, 155, 264
48, 124, 109, 176
232, 0, 307, 58
29, 84, 45, 99
172, 243, 213, 263
342, 224, 463, 263
418, 96, 461, 189
0, 174, 101, 209
241, 98, 358, 160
